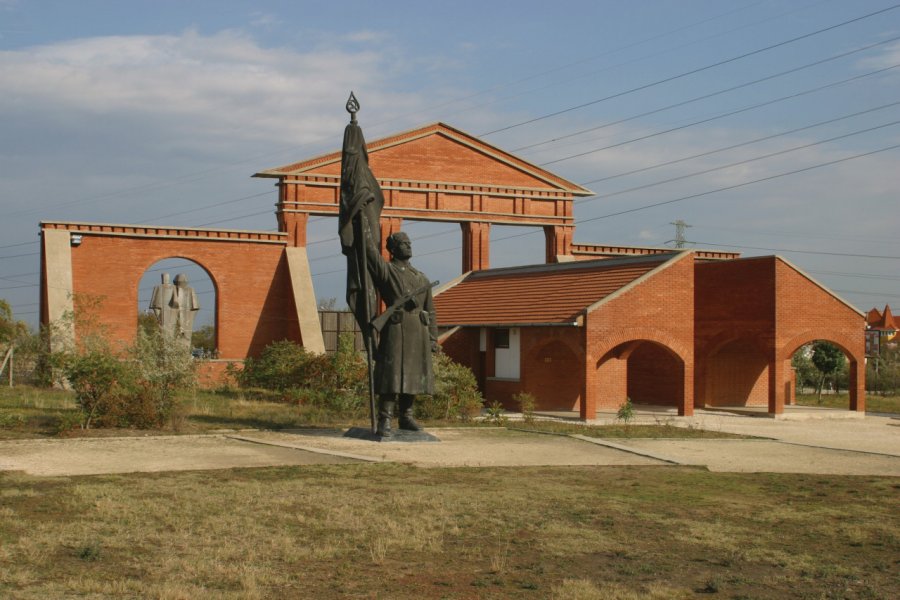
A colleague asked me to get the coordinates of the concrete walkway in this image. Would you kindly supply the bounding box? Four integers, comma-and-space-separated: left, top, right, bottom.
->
0, 413, 897, 477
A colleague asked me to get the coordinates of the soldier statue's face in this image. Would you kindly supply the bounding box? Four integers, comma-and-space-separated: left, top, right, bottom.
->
390, 235, 412, 260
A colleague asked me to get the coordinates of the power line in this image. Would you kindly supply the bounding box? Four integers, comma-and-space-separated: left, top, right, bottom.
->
833, 289, 900, 299
145, 190, 275, 223
481, 3, 900, 136
690, 223, 900, 246
690, 240, 900, 260
572, 142, 900, 226
0, 252, 40, 261
808, 270, 900, 281
514, 34, 900, 154
0, 240, 38, 250
576, 118, 900, 203
541, 63, 900, 167
582, 99, 900, 185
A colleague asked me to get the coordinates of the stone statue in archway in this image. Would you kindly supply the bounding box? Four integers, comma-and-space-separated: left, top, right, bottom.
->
149, 273, 176, 337
148, 272, 200, 351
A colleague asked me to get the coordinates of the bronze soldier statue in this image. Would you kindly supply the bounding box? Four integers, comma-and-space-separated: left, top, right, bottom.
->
365, 231, 438, 437
338, 92, 438, 439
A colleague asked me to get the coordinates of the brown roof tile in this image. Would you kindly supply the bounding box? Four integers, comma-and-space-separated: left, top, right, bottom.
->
434, 254, 676, 326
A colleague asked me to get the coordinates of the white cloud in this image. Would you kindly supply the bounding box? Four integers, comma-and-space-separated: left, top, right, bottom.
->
250, 12, 281, 28
0, 29, 423, 148
857, 40, 900, 70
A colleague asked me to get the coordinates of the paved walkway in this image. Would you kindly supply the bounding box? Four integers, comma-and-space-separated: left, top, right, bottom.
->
0, 413, 897, 477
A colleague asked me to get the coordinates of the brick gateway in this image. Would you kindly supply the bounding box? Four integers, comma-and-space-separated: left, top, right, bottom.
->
40, 122, 865, 416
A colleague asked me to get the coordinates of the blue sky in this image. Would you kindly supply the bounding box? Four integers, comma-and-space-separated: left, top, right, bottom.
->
1, 0, 899, 329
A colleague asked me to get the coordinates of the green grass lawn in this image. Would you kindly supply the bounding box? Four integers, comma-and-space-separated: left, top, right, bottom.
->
0, 465, 896, 599
1, 386, 750, 440
795, 392, 900, 414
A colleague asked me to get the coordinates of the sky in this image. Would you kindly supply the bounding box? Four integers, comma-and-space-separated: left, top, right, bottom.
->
1, 0, 899, 331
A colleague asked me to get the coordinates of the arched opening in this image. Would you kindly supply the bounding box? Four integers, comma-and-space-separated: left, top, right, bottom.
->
789, 340, 855, 410
705, 338, 768, 407
596, 340, 685, 410
529, 339, 581, 411
627, 342, 684, 408
136, 257, 218, 357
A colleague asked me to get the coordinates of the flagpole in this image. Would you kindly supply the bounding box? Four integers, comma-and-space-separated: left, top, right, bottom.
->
359, 213, 377, 434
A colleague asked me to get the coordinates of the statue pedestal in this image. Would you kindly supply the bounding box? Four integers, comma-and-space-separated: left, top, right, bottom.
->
343, 427, 440, 443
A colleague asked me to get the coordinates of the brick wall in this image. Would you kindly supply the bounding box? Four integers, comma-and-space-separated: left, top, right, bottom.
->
520, 329, 583, 411
62, 234, 300, 362
585, 253, 695, 417
695, 256, 865, 412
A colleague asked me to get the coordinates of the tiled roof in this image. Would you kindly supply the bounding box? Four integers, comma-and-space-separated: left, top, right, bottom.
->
867, 304, 897, 331
434, 254, 678, 326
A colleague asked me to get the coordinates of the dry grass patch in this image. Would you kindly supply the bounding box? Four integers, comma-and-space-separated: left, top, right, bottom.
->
1, 466, 897, 598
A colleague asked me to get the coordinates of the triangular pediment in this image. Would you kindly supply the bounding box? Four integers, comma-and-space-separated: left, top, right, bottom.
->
255, 122, 592, 195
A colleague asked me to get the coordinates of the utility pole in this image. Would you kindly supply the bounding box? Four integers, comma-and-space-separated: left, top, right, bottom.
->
668, 219, 692, 248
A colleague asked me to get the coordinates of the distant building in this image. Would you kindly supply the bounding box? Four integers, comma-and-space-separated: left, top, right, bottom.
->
866, 305, 897, 342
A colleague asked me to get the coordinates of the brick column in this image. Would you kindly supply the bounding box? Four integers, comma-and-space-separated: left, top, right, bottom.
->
379, 217, 403, 261
849, 360, 865, 412
278, 212, 308, 247
276, 182, 309, 248
680, 361, 694, 417
461, 221, 491, 272
767, 355, 785, 415
544, 225, 573, 263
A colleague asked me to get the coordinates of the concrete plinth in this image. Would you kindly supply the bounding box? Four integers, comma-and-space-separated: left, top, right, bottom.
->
343, 427, 441, 443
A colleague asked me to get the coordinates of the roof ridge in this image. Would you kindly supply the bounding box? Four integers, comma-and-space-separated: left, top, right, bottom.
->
466, 252, 680, 280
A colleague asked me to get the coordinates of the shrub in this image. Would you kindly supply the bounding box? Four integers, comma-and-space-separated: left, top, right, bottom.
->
61, 338, 130, 430
616, 397, 634, 424
237, 340, 333, 392
127, 328, 196, 427
416, 352, 484, 421
513, 391, 537, 423
332, 332, 367, 395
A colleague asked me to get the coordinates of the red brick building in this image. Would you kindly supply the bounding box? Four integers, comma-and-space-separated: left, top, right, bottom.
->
40, 121, 866, 414
435, 252, 866, 417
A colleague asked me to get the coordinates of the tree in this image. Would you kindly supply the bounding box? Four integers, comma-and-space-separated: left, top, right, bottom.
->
0, 298, 29, 346
317, 297, 338, 310
191, 324, 216, 356
137, 310, 158, 338
811, 341, 846, 403
791, 346, 818, 393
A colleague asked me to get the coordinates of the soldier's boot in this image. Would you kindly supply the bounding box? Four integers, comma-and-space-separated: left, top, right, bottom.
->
398, 395, 422, 431
376, 398, 395, 438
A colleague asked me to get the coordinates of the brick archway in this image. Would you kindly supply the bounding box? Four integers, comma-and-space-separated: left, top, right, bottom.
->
588, 329, 693, 418
780, 330, 865, 412
40, 222, 325, 380
137, 256, 220, 351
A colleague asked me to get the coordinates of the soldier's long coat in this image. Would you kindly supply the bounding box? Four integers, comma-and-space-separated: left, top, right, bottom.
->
366, 251, 438, 396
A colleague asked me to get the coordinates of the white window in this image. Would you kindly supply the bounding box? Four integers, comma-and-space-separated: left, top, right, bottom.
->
494, 327, 520, 380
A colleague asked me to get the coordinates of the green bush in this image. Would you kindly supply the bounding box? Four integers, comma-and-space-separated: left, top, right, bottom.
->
616, 397, 635, 424
513, 392, 537, 423
233, 335, 369, 419
54, 296, 197, 430
127, 328, 196, 427
237, 340, 333, 392
61, 337, 131, 430
416, 352, 484, 421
